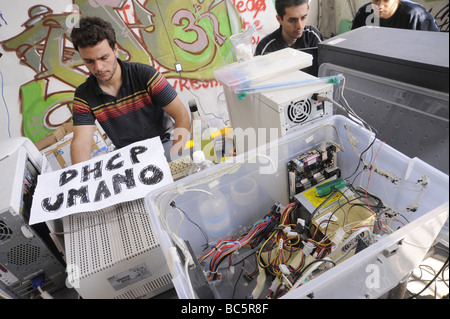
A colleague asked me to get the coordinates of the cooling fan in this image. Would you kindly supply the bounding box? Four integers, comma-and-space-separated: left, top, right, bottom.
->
286, 98, 313, 124
222, 69, 334, 154
283, 94, 331, 134
0, 221, 13, 242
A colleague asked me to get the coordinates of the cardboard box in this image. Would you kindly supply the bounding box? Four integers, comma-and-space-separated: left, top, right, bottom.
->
35, 122, 109, 173
34, 122, 74, 151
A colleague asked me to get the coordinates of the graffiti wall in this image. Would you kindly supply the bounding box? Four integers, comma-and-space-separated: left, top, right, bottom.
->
0, 0, 279, 143
0, 0, 447, 144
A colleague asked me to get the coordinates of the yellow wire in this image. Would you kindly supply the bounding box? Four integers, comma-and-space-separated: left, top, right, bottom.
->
257, 231, 277, 269
175, 207, 185, 236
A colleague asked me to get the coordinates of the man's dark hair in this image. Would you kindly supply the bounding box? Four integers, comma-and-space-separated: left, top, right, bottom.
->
70, 16, 116, 51
275, 0, 309, 19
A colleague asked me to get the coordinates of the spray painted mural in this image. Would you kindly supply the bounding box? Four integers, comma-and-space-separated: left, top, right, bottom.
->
0, 0, 277, 143
1, 0, 446, 144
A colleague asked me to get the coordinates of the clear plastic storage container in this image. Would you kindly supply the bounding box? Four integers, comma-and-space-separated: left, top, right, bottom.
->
145, 115, 449, 299
214, 48, 313, 91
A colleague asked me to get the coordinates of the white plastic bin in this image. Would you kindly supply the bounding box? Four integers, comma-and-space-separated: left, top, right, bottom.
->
145, 115, 449, 299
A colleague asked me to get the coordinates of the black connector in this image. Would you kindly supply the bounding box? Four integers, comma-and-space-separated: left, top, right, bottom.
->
270, 202, 284, 215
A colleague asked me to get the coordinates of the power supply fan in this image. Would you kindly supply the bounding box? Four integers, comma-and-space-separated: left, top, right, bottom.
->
0, 221, 13, 242
287, 99, 312, 124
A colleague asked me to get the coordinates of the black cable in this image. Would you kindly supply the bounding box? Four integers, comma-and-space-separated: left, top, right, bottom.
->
170, 201, 210, 247
333, 84, 380, 183
344, 132, 378, 181
307, 189, 339, 226
231, 252, 258, 299
408, 257, 449, 299
321, 196, 367, 237
232, 259, 245, 299
297, 258, 336, 278
161, 2, 230, 128
316, 184, 387, 239
155, 1, 178, 62
250, 213, 280, 248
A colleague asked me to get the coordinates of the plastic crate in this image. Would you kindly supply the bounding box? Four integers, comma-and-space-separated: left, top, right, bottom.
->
145, 115, 449, 299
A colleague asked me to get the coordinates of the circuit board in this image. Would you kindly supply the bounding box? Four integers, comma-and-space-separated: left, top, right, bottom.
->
287, 144, 340, 202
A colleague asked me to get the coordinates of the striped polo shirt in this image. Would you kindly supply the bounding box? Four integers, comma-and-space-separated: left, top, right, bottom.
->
72, 59, 176, 149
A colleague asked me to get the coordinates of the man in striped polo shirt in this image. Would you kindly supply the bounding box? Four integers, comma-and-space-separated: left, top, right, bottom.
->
254, 0, 323, 75
69, 16, 190, 164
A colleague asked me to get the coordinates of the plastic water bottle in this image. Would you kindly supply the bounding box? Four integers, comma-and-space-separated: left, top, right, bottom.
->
188, 99, 217, 163
187, 150, 213, 176
198, 189, 231, 240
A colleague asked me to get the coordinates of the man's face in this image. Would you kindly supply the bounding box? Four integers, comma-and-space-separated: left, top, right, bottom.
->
371, 0, 400, 19
277, 3, 309, 45
78, 39, 119, 84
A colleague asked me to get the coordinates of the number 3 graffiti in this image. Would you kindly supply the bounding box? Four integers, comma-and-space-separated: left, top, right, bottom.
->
141, 0, 236, 79
172, 9, 227, 54
173, 10, 209, 54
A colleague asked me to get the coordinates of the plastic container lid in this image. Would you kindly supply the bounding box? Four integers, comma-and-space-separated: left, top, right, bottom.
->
214, 48, 313, 91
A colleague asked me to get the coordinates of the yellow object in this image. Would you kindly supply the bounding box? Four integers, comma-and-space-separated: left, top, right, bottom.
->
185, 126, 233, 149
301, 185, 344, 210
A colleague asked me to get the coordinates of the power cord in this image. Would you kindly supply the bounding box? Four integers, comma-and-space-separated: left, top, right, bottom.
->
408, 257, 449, 299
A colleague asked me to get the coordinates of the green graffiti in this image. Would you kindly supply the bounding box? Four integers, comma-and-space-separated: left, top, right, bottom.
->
1, 5, 87, 88
140, 0, 235, 78
21, 80, 74, 143
1, 0, 241, 141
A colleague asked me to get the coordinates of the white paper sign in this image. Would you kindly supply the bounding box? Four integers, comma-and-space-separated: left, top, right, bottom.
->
29, 138, 173, 225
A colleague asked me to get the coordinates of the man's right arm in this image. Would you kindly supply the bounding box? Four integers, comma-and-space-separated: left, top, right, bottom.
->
70, 124, 96, 165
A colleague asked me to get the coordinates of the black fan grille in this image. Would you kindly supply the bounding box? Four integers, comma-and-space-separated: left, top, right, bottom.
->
287, 99, 312, 124
7, 244, 41, 266
0, 221, 13, 242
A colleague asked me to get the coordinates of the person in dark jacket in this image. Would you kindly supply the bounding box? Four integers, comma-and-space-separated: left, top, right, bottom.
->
255, 0, 323, 56
254, 0, 323, 75
352, 0, 439, 31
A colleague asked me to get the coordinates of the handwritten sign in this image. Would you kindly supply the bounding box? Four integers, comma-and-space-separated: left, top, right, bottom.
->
29, 138, 173, 225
